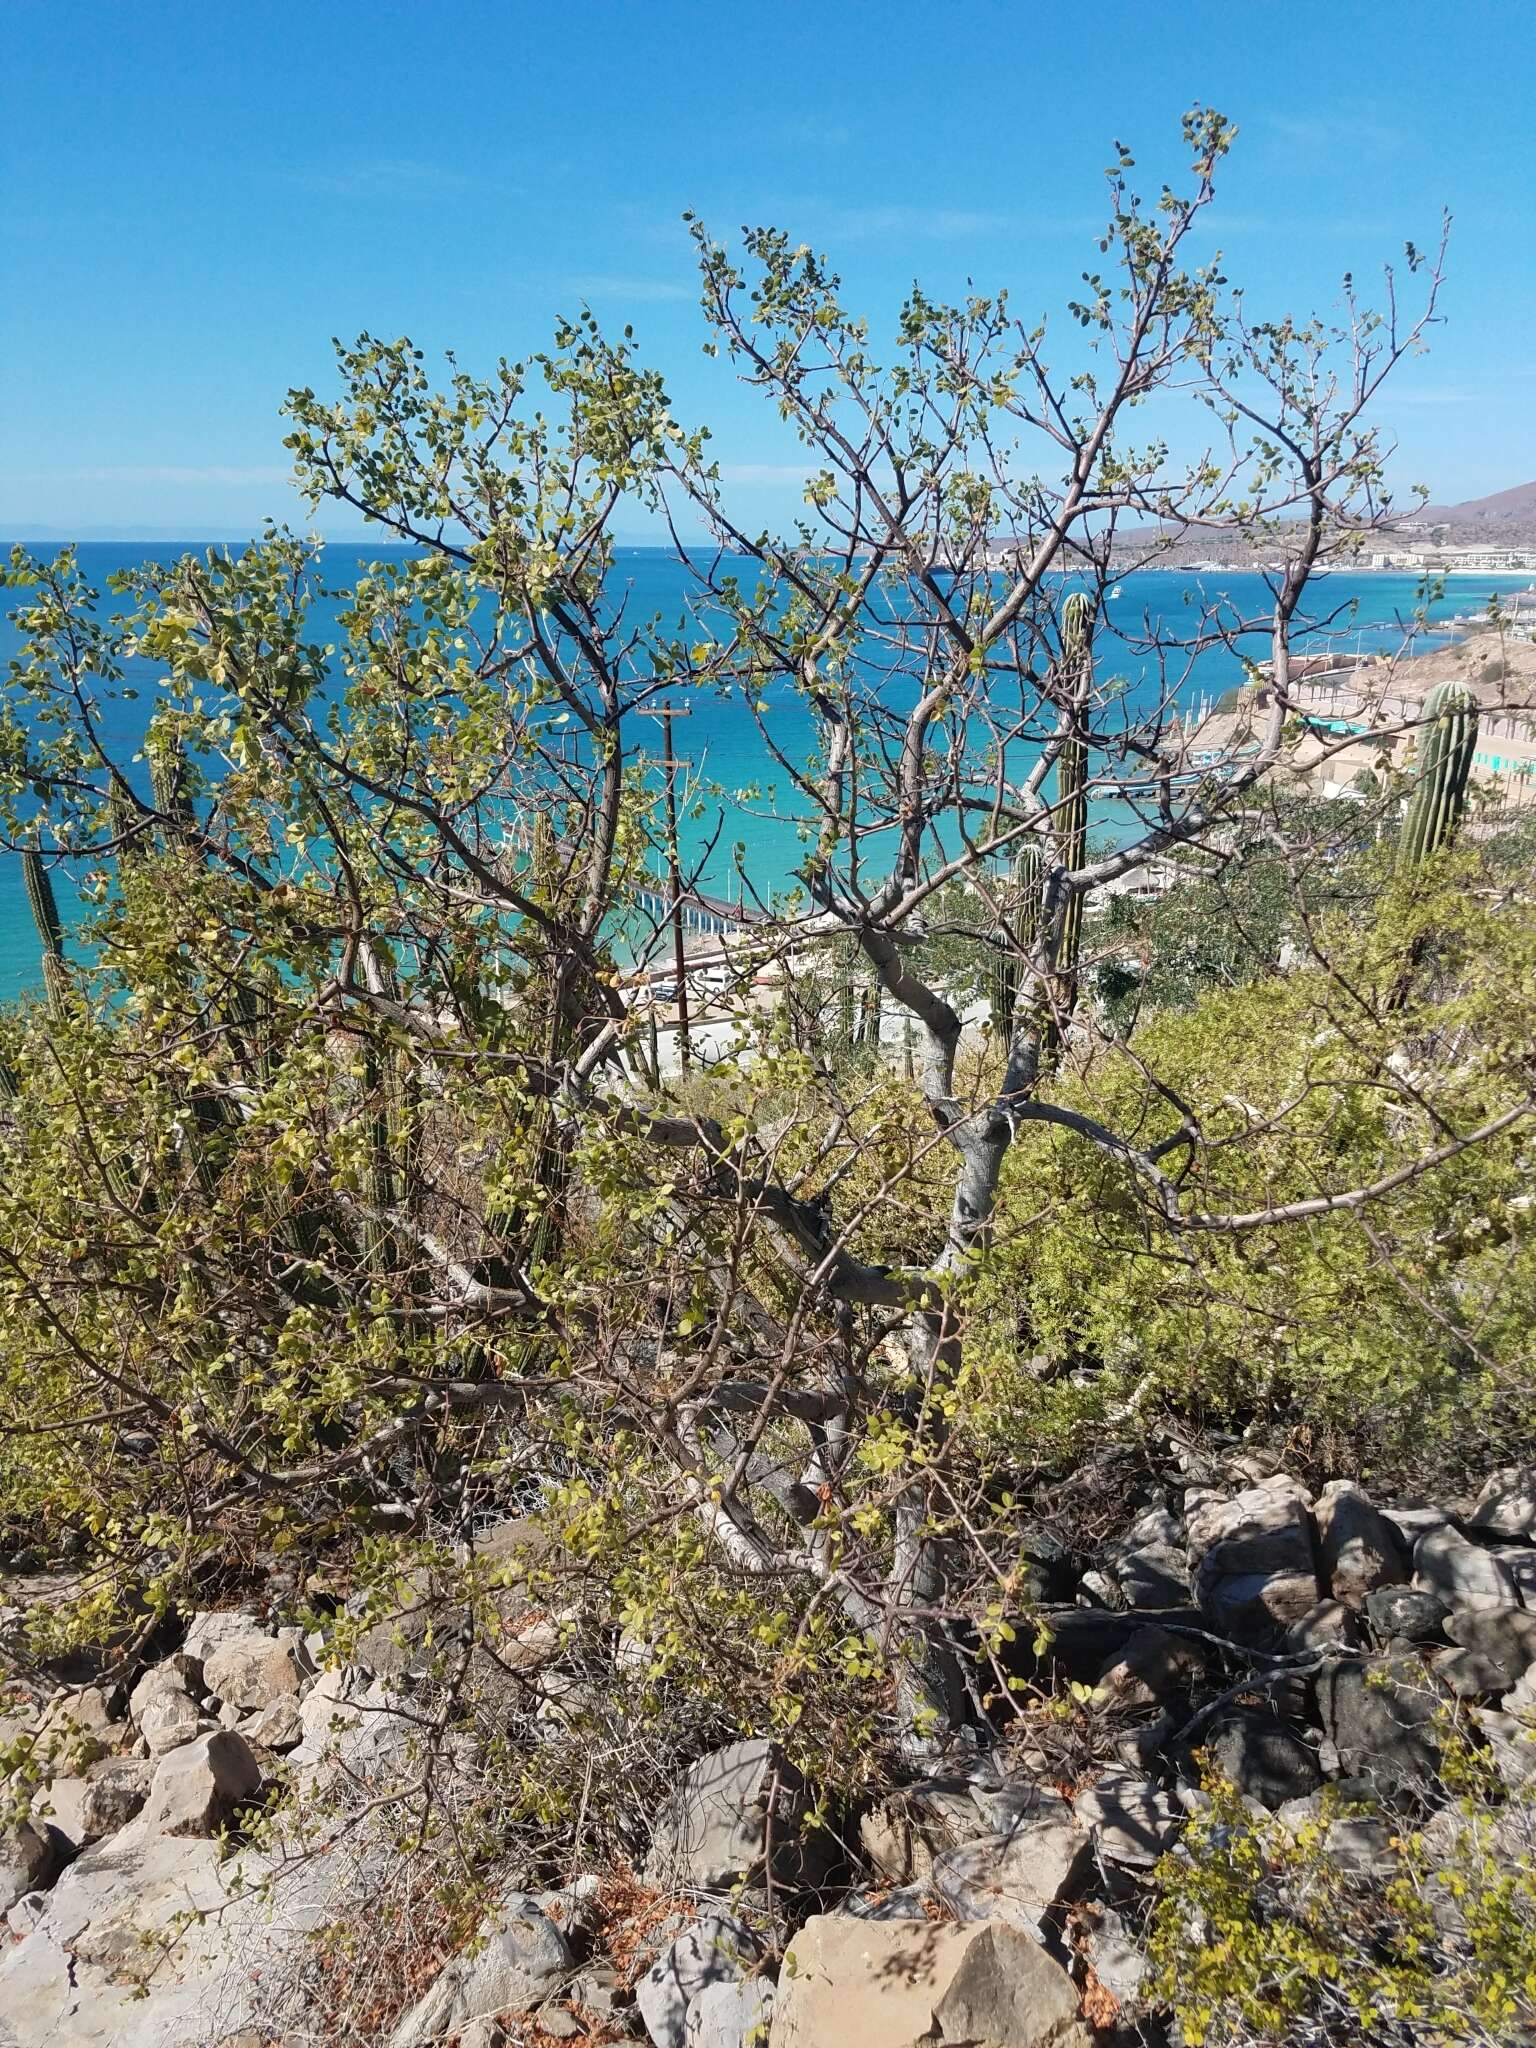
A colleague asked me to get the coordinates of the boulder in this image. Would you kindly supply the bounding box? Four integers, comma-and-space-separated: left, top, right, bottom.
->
385, 1894, 572, 2047
33, 1686, 124, 1768
1105, 1507, 1191, 1610
685, 1975, 774, 2048
0, 1820, 69, 1916
240, 1694, 305, 1752
859, 1781, 978, 1884
201, 1633, 309, 1713
1275, 1795, 1398, 1879
1193, 1709, 1322, 1809
768, 1915, 1088, 2047
645, 1741, 833, 1894
1189, 1479, 1319, 1643
930, 1795, 1091, 1938
181, 1609, 262, 1662
1315, 1655, 1443, 1798
1412, 1528, 1516, 1612
1469, 1467, 1536, 1540
138, 1688, 205, 1757
127, 1654, 203, 1726
1073, 1770, 1181, 1868
636, 1914, 762, 2048
141, 1731, 262, 1838
1314, 1482, 1408, 1608
1439, 1603, 1536, 1691
1076, 1903, 1147, 2011
1284, 1600, 1365, 1653
1364, 1587, 1450, 1645
77, 1759, 153, 1842
1470, 1708, 1536, 1792
1094, 1624, 1211, 1709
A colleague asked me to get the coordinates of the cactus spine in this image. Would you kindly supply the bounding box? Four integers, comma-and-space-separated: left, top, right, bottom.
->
1397, 680, 1478, 870
22, 849, 68, 1018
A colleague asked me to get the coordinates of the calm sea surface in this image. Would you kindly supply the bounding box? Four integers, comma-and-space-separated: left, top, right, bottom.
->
0, 542, 1514, 1003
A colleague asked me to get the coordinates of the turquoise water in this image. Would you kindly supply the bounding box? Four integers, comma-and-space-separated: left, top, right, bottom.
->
0, 542, 1509, 1003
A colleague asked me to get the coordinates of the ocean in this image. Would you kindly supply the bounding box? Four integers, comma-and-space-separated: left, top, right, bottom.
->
0, 542, 1512, 1004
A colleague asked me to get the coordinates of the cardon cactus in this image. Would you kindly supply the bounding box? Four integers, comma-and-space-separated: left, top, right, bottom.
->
1397, 680, 1478, 870
22, 848, 68, 1018
1060, 588, 1093, 666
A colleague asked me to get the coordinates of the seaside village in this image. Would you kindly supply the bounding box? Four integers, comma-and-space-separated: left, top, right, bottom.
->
627, 590, 1536, 1076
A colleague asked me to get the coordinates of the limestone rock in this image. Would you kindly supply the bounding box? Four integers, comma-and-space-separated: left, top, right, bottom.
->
141, 1731, 262, 1838
930, 1796, 1091, 1937
1073, 1770, 1181, 1868
1469, 1467, 1536, 1540
769, 1915, 1087, 2047
202, 1632, 309, 1713
1094, 1624, 1211, 1709
181, 1609, 262, 1662
127, 1654, 203, 1724
1412, 1527, 1516, 1611
685, 1974, 774, 2048
240, 1694, 305, 1751
1315, 1482, 1408, 1608
385, 1894, 572, 2047
1364, 1586, 1450, 1645
860, 1781, 977, 1884
77, 1759, 153, 1842
138, 1688, 205, 1757
645, 1740, 832, 1894
1315, 1655, 1443, 1798
1105, 1507, 1191, 1609
1194, 1708, 1322, 1809
0, 1820, 69, 1916
1189, 1479, 1318, 1643
636, 1914, 762, 2048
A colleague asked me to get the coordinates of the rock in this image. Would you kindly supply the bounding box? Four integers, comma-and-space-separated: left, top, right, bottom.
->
1315, 1655, 1443, 1798
1189, 1479, 1319, 1643
930, 1796, 1091, 1938
1284, 1600, 1365, 1653
1383, 1506, 1452, 1548
1438, 1602, 1536, 1691
386, 1894, 572, 2047
1504, 1666, 1536, 1717
685, 1975, 774, 2048
127, 1654, 203, 1725
141, 1730, 262, 1837
1003, 1607, 1204, 1687
138, 1687, 206, 1757
181, 1608, 262, 1662
1470, 1709, 1536, 1792
35, 1773, 88, 1846
1412, 1527, 1516, 1612
1194, 1708, 1323, 1809
1433, 1647, 1513, 1698
1094, 1624, 1211, 1709
240, 1694, 305, 1751
1106, 1507, 1191, 1609
769, 1915, 1088, 2047
1278, 1797, 1398, 1879
6, 1889, 47, 1936
1186, 1477, 1315, 1574
1073, 1769, 1181, 1868
645, 1741, 833, 1894
77, 1758, 153, 1842
1314, 1482, 1408, 1608
1469, 1467, 1536, 1540
1364, 1587, 1450, 1645
1491, 1545, 1536, 1606
1077, 1903, 1147, 2010
202, 1632, 309, 1713
33, 1686, 124, 1768
0, 1821, 69, 1916
636, 1914, 762, 2048
860, 1781, 977, 1884
842, 1883, 935, 1921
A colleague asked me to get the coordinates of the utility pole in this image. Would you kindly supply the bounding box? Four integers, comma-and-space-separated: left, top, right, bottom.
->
640, 701, 692, 1074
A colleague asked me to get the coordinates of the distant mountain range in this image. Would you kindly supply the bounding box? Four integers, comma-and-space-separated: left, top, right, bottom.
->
1415, 481, 1536, 525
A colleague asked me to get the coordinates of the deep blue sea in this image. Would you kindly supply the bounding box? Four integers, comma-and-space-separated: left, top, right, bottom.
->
0, 542, 1517, 1004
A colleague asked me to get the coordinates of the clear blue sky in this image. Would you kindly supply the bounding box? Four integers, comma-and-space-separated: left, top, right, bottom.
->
2, 0, 1532, 538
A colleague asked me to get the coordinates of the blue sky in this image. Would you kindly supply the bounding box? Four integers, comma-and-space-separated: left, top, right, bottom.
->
2, 0, 1532, 538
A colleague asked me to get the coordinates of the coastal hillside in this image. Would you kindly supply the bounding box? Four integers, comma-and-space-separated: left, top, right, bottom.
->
1, 99, 1533, 2048
1418, 480, 1536, 525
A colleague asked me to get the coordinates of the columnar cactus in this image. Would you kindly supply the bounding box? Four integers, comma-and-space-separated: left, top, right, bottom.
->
22, 848, 68, 1019
1397, 680, 1479, 870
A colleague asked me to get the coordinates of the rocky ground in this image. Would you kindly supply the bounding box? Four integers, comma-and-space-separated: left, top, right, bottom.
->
2, 1457, 1535, 2047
